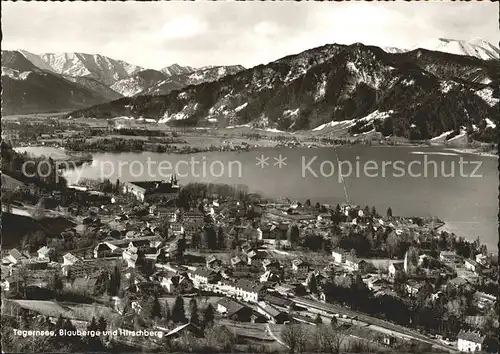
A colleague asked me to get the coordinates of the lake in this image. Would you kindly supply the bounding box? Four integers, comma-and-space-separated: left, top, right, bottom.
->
18, 145, 498, 252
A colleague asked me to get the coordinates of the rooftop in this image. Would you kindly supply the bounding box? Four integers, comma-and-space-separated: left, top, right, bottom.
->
126, 179, 179, 194
235, 279, 265, 293
458, 330, 485, 343
216, 297, 246, 317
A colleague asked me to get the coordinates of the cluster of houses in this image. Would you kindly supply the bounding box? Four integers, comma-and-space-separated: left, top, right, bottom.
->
331, 248, 369, 272
1, 169, 497, 353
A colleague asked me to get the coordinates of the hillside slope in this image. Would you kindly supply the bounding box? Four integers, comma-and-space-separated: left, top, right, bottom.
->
39, 52, 143, 86
112, 65, 247, 97
413, 38, 500, 61
1, 50, 120, 115
68, 43, 499, 140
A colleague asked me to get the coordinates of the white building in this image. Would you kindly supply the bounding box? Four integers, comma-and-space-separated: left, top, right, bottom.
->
231, 280, 266, 303
37, 247, 52, 261
475, 254, 488, 267
464, 259, 480, 273
63, 253, 82, 266
292, 259, 310, 273
388, 261, 405, 277
457, 331, 485, 352
331, 248, 346, 264
188, 269, 212, 287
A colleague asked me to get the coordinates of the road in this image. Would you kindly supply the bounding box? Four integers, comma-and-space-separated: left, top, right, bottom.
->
292, 296, 458, 353
265, 323, 288, 348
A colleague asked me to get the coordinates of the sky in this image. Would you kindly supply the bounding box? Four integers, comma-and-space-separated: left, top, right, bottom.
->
2, 1, 499, 70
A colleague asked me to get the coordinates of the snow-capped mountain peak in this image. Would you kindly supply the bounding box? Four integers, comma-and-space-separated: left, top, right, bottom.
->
38, 52, 144, 86
381, 46, 407, 54
412, 38, 499, 60
18, 50, 55, 72
160, 64, 195, 76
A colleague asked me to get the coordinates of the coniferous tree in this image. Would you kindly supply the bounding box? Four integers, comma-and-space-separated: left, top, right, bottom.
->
97, 316, 107, 332
171, 295, 186, 324
204, 226, 217, 249
330, 316, 338, 328
202, 304, 215, 329
191, 231, 201, 249
189, 298, 200, 326
217, 226, 225, 249
289, 224, 300, 247
152, 295, 162, 320
51, 272, 63, 295
308, 274, 318, 295
86, 317, 102, 350
315, 314, 323, 325
387, 207, 393, 219
87, 317, 98, 331
109, 265, 121, 296
55, 315, 65, 333
163, 299, 171, 322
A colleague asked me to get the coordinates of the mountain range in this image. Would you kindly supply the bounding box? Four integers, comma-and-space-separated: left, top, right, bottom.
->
1, 50, 245, 115
2, 38, 499, 142
413, 38, 500, 61
68, 39, 498, 141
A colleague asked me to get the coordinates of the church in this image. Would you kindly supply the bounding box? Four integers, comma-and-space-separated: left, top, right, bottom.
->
122, 175, 179, 202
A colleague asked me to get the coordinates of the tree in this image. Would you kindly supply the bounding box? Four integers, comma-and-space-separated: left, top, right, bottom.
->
386, 231, 402, 259
371, 206, 378, 218
202, 304, 215, 329
109, 265, 121, 296
140, 296, 156, 322
217, 227, 225, 249
305, 199, 311, 207
163, 299, 171, 322
229, 237, 238, 250
189, 298, 200, 326
314, 324, 346, 353
405, 246, 419, 274
289, 224, 300, 247
281, 324, 309, 354
86, 316, 103, 350
203, 226, 217, 249
276, 230, 282, 250
307, 273, 318, 295
173, 237, 186, 264
206, 325, 236, 352
50, 272, 63, 295
152, 295, 162, 321
171, 295, 187, 324
387, 207, 393, 219
330, 316, 338, 328
87, 317, 98, 331
315, 314, 323, 325
55, 315, 65, 332
97, 316, 107, 332
329, 327, 346, 354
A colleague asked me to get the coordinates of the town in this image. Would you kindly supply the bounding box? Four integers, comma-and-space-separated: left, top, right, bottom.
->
1, 140, 498, 353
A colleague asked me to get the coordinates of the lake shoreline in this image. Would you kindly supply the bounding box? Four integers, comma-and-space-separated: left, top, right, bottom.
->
16, 144, 496, 252
15, 141, 498, 158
